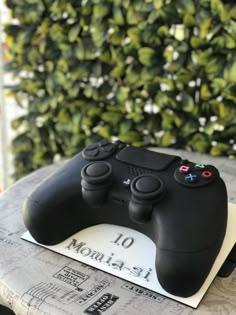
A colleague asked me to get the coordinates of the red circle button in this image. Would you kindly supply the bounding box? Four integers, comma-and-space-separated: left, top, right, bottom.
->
202, 171, 212, 178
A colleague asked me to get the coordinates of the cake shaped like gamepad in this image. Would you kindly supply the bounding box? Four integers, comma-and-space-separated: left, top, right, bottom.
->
23, 140, 228, 297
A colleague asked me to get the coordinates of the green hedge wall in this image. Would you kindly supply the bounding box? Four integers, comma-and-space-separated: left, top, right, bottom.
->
5, 0, 236, 179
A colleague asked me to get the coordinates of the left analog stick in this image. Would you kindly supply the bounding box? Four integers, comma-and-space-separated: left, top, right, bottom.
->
81, 162, 112, 207
81, 161, 112, 185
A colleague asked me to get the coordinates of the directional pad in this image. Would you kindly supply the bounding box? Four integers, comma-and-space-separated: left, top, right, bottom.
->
174, 161, 219, 187
101, 143, 115, 152
82, 140, 123, 161
84, 148, 99, 157
86, 143, 98, 151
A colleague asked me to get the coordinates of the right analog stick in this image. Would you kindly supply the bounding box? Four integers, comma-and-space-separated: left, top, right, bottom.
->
135, 176, 161, 193
129, 175, 165, 223
131, 175, 165, 201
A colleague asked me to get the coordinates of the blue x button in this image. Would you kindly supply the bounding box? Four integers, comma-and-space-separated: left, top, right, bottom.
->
185, 173, 198, 183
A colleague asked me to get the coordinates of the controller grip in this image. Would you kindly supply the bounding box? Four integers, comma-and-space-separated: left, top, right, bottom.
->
156, 242, 221, 297
23, 155, 91, 245
23, 192, 90, 245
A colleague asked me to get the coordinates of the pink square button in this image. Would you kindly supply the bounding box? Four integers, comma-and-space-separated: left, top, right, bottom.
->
179, 165, 190, 173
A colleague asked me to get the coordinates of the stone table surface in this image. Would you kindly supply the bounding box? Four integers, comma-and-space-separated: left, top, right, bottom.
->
0, 148, 235, 315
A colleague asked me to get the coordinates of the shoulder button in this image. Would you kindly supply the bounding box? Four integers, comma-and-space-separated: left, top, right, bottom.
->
99, 139, 109, 147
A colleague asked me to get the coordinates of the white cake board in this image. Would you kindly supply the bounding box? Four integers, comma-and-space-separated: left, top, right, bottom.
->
22, 203, 236, 308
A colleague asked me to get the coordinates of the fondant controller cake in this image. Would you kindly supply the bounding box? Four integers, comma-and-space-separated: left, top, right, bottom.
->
23, 140, 228, 297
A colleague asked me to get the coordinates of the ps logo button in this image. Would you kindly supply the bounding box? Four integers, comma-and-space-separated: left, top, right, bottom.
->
185, 173, 198, 183
195, 163, 205, 170
123, 178, 131, 188
202, 171, 212, 179
179, 165, 191, 173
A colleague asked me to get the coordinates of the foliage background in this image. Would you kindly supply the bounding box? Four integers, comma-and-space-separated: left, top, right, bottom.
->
4, 0, 236, 179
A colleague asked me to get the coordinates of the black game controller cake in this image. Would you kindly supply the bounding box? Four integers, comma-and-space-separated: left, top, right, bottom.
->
23, 140, 228, 297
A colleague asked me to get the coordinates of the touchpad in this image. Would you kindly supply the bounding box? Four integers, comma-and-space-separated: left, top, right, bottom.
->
116, 146, 180, 171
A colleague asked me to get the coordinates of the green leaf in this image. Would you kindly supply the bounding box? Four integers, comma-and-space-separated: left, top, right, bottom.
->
183, 14, 195, 27
190, 36, 205, 48
98, 126, 110, 138
211, 0, 229, 22
180, 121, 198, 137
161, 131, 176, 146
190, 133, 210, 153
205, 57, 221, 75
225, 34, 236, 49
204, 122, 215, 136
91, 24, 106, 47
101, 112, 123, 125
162, 111, 174, 129
109, 30, 125, 46
126, 7, 143, 25
127, 27, 140, 47
192, 49, 213, 66
113, 7, 125, 25
66, 3, 77, 18
175, 0, 196, 15
182, 93, 195, 112
117, 87, 129, 103
211, 78, 226, 94
81, 1, 93, 16
200, 84, 211, 100
200, 18, 212, 38
11, 116, 25, 130
224, 61, 236, 83
119, 121, 132, 134
111, 64, 125, 78
157, 26, 169, 37
68, 25, 80, 42
119, 131, 141, 143
210, 143, 231, 156
93, 4, 110, 19
176, 69, 194, 84
153, 0, 164, 9
76, 41, 85, 60
138, 47, 156, 66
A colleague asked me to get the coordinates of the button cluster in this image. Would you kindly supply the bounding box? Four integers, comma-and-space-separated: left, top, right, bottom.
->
174, 161, 218, 187
82, 140, 126, 161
